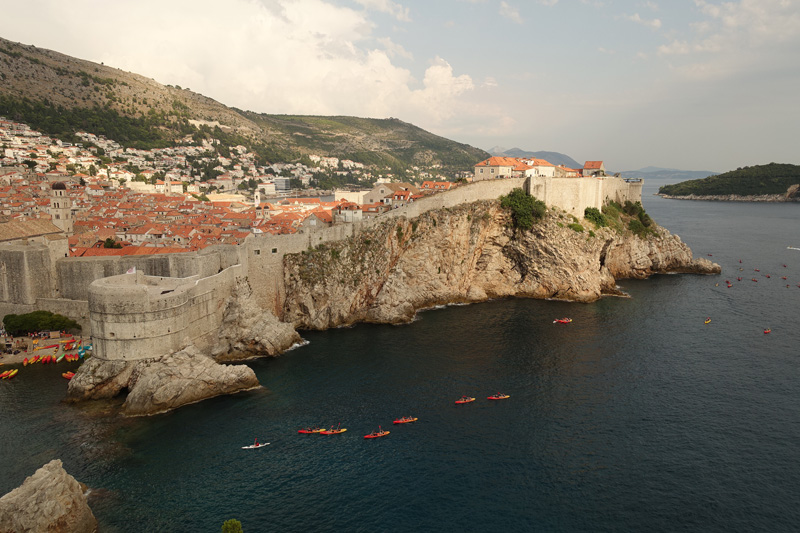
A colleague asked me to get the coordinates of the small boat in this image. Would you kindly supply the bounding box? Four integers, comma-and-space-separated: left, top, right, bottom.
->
488, 393, 510, 400
737, 277, 742, 281
455, 396, 475, 404
242, 439, 269, 449
707, 253, 713, 256
56, 353, 66, 363
553, 318, 572, 324
393, 417, 418, 424
7, 369, 18, 379
320, 424, 347, 435
754, 269, 760, 272
764, 329, 771, 334
752, 278, 758, 282
62, 371, 75, 380
364, 427, 390, 439
765, 275, 771, 278
739, 259, 742, 263
297, 427, 323, 434
782, 277, 787, 280
23, 358, 28, 366
0, 370, 11, 379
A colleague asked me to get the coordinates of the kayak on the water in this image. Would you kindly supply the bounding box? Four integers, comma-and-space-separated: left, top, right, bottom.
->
764, 329, 771, 334
455, 396, 475, 404
320, 424, 347, 435
393, 417, 418, 424
298, 426, 323, 434
364, 427, 390, 439
242, 438, 269, 449
553, 318, 572, 324
704, 317, 711, 324
488, 393, 510, 400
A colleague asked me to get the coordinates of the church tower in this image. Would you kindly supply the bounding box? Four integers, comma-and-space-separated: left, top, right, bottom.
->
49, 182, 73, 235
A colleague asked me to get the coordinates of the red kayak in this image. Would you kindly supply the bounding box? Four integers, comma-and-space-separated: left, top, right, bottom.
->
455, 396, 475, 404
488, 393, 510, 400
298, 427, 323, 434
364, 427, 390, 439
553, 318, 572, 324
393, 417, 418, 424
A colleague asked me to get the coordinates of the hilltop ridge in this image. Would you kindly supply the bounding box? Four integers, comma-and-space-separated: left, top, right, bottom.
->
0, 36, 487, 171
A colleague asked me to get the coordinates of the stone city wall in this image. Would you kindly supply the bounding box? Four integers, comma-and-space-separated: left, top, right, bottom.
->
89, 266, 242, 361
529, 176, 643, 217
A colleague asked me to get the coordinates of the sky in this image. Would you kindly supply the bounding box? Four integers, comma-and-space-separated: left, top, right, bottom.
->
2, 0, 799, 172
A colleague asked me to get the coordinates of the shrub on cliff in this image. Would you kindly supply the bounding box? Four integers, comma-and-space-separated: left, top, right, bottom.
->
500, 188, 546, 230
584, 207, 608, 228
2, 310, 81, 336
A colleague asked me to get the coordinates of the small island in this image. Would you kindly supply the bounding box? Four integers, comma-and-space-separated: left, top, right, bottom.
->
658, 163, 800, 202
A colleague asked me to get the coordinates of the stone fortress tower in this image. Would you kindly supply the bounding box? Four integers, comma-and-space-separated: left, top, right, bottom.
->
49, 182, 73, 235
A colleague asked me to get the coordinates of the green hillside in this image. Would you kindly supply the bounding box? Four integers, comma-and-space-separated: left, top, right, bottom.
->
0, 37, 487, 171
658, 163, 800, 197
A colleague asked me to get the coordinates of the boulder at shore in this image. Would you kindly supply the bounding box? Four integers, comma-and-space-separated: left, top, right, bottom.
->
0, 459, 97, 533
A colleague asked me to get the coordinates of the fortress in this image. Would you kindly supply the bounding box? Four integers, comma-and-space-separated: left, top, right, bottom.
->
1, 175, 642, 362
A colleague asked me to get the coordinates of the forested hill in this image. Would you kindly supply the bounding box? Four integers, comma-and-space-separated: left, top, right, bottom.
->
0, 37, 487, 171
658, 163, 800, 197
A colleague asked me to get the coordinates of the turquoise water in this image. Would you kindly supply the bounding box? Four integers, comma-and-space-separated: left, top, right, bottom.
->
1, 187, 799, 532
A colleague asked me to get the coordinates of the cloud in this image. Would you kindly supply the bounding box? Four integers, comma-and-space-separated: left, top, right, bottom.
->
624, 13, 662, 29
353, 0, 411, 22
0, 0, 476, 132
538, 0, 559, 6
377, 37, 413, 59
499, 2, 523, 24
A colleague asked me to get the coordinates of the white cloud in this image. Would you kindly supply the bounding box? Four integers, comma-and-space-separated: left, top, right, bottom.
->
643, 1, 658, 10
354, 0, 411, 22
538, 0, 559, 6
377, 37, 413, 60
625, 13, 662, 29
657, 40, 691, 55
499, 2, 523, 24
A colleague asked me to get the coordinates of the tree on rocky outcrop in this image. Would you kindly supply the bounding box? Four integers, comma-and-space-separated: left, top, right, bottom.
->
500, 188, 546, 230
222, 518, 244, 533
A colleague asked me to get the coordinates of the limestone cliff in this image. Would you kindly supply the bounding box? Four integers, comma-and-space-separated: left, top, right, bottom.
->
281, 201, 718, 329
0, 459, 97, 533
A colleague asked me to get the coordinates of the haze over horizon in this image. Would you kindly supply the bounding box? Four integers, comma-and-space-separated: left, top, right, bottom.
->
2, 0, 798, 173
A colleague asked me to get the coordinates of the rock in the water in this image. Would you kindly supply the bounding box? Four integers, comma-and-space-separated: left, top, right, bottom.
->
67, 346, 260, 417
122, 347, 260, 416
0, 459, 97, 533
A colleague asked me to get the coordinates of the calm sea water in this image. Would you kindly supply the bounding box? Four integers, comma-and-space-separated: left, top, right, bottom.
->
2, 183, 799, 532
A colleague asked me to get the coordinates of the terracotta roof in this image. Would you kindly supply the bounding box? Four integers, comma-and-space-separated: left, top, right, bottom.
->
584, 161, 604, 169
0, 219, 63, 243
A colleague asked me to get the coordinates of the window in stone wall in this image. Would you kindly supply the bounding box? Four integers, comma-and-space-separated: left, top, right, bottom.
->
254, 249, 261, 255
272, 248, 278, 253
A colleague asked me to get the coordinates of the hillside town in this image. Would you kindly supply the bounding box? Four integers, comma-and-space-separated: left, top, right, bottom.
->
1, 117, 610, 256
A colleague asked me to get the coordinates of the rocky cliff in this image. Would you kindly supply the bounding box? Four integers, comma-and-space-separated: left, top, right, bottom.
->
0, 460, 97, 533
281, 200, 718, 328
66, 199, 717, 416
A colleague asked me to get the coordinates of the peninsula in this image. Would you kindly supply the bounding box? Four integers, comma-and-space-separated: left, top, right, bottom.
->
658, 163, 800, 202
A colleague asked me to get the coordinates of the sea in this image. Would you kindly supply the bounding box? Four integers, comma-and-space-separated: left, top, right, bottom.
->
2, 178, 799, 532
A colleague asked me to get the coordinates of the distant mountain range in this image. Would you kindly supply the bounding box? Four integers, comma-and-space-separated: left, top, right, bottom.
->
0, 36, 488, 171
619, 168, 717, 182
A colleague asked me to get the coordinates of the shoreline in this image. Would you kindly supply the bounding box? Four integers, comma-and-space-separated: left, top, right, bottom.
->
1, 336, 87, 367
657, 193, 800, 202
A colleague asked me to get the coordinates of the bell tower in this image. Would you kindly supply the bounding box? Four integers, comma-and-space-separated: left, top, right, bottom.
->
49, 181, 73, 235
